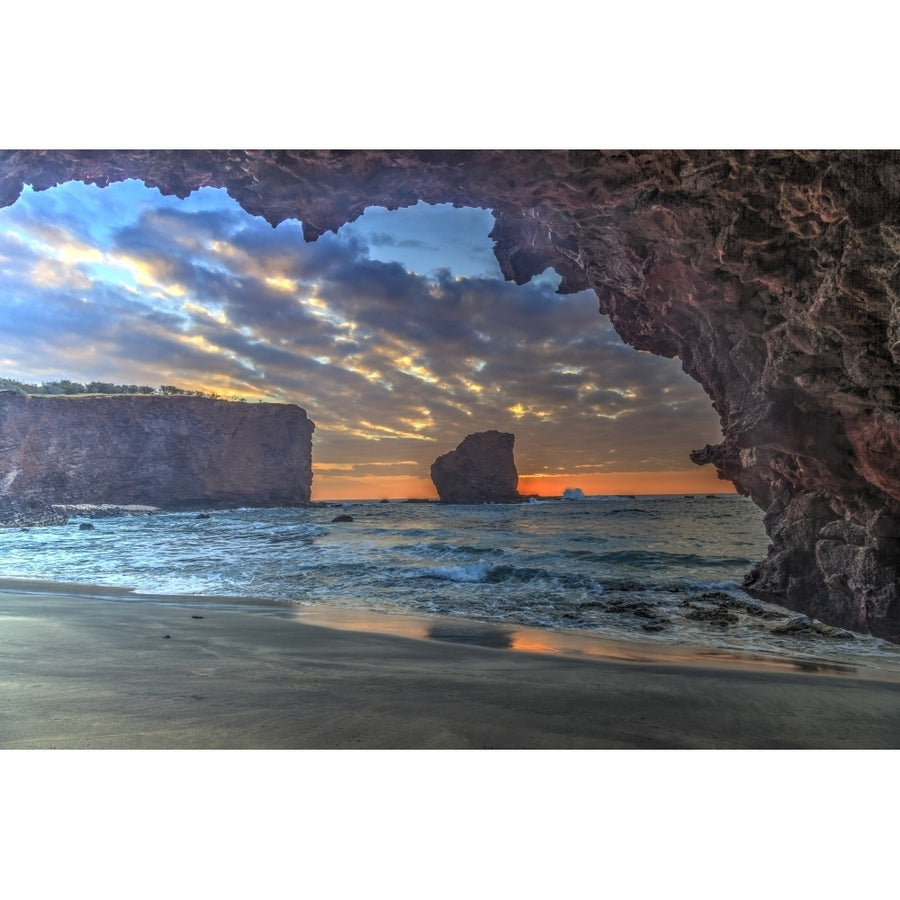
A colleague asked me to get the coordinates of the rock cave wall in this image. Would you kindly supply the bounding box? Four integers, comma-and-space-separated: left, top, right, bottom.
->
0, 150, 897, 641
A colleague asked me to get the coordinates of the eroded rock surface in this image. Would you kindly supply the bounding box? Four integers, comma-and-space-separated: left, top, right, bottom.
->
0, 392, 314, 510
0, 150, 897, 640
0, 497, 68, 528
431, 431, 522, 504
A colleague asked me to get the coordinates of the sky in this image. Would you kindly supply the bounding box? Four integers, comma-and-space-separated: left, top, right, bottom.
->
0, 177, 732, 499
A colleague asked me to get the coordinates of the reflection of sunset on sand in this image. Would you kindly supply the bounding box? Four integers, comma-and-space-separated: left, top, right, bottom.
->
2, 585, 898, 750
301, 606, 868, 677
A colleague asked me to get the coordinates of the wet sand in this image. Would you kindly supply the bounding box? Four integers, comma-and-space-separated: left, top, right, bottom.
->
1, 580, 898, 749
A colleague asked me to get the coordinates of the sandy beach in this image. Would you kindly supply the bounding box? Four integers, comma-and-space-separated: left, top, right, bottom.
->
1, 578, 898, 749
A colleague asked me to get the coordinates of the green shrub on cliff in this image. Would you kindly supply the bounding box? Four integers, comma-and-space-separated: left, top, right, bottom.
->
0, 378, 222, 399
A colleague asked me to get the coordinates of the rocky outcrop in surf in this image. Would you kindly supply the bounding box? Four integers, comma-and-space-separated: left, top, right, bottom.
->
430, 430, 522, 504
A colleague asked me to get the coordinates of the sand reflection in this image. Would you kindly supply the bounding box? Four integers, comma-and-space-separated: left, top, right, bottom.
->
292, 604, 875, 677
426, 623, 513, 649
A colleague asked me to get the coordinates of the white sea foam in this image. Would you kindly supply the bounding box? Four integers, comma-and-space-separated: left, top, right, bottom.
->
419, 564, 491, 582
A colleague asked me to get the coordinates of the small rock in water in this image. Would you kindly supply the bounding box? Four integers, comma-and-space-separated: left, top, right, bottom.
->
603, 597, 671, 630
613, 600, 659, 619
684, 604, 739, 626
331, 514, 354, 523
693, 591, 739, 607
78, 522, 95, 530
770, 616, 855, 640
771, 616, 816, 636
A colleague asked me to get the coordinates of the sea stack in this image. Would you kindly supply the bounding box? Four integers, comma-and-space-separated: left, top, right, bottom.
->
430, 430, 522, 504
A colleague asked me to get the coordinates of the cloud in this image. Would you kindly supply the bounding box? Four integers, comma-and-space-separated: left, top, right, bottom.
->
367, 231, 437, 252
0, 181, 725, 493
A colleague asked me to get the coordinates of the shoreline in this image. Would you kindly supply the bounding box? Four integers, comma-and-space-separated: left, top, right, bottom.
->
2, 575, 897, 681
2, 578, 899, 748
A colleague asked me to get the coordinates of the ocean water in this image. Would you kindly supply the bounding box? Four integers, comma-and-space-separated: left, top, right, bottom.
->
3, 494, 899, 674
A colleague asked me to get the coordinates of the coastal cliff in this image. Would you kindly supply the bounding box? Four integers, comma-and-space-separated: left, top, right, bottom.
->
431, 431, 522, 504
0, 392, 314, 510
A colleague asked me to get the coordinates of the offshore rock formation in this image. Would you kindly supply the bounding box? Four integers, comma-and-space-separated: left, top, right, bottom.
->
0, 150, 897, 640
431, 431, 522, 504
0, 392, 314, 511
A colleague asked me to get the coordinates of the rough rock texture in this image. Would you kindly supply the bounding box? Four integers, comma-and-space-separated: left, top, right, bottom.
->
50, 503, 161, 519
0, 150, 897, 640
431, 431, 522, 504
0, 392, 314, 510
0, 497, 68, 528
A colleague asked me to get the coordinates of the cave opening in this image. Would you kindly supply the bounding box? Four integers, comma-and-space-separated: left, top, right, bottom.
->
0, 179, 737, 504
0, 175, 787, 657
4, 149, 896, 643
